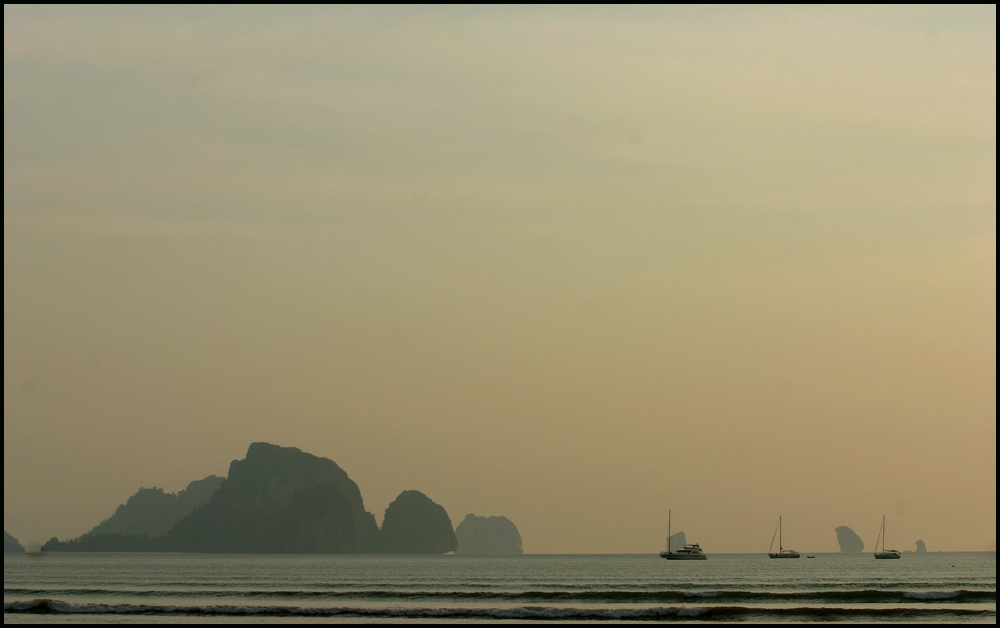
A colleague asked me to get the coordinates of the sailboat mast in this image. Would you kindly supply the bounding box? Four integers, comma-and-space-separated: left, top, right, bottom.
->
667, 509, 672, 554
779, 516, 782, 551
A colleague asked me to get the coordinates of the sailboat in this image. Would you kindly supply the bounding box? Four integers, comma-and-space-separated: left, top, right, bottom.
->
659, 510, 707, 560
874, 515, 901, 559
768, 516, 800, 558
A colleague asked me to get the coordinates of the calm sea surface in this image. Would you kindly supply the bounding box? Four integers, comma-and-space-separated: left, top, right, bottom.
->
4, 552, 995, 623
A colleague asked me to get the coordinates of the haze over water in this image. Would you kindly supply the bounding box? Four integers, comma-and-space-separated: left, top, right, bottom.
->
4, 5, 996, 554
4, 552, 996, 623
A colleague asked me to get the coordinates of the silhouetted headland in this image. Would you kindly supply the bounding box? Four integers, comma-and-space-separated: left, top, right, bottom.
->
4, 531, 25, 554
455, 514, 523, 555
91, 476, 223, 538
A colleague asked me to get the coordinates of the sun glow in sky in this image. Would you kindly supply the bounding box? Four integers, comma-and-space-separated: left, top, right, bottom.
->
4, 5, 995, 553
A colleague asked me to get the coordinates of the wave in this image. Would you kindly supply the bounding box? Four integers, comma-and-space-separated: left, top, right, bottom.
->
6, 587, 995, 604
5, 599, 996, 622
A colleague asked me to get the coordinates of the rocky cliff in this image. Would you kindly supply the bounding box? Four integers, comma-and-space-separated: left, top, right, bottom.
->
454, 514, 523, 555
380, 490, 458, 554
165, 443, 380, 553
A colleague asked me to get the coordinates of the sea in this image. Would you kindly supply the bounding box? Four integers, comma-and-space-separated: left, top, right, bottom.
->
4, 551, 995, 623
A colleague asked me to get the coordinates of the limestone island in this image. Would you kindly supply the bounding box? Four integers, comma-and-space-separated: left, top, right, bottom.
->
455, 514, 523, 555
835, 526, 865, 553
42, 442, 489, 555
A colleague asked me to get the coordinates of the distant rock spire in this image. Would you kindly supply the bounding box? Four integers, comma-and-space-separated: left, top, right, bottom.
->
835, 526, 864, 553
669, 531, 688, 552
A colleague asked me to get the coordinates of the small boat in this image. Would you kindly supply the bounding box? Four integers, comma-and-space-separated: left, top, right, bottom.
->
768, 516, 800, 558
660, 510, 707, 560
874, 515, 901, 559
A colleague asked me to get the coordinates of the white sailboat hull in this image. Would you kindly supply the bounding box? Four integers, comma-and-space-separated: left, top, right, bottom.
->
767, 517, 800, 558
660, 550, 708, 560
875, 551, 901, 559
769, 550, 800, 558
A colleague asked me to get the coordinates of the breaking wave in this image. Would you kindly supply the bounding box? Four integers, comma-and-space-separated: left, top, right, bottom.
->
5, 598, 996, 622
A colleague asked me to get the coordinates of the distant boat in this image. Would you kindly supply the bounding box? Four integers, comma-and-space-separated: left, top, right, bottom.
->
768, 516, 800, 558
660, 510, 707, 560
874, 515, 901, 559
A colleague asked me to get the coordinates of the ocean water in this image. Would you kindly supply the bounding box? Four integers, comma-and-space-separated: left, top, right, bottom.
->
4, 551, 995, 623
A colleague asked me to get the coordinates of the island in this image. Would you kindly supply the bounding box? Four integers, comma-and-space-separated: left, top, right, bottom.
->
455, 514, 524, 555
42, 442, 476, 555
835, 526, 865, 553
4, 531, 25, 554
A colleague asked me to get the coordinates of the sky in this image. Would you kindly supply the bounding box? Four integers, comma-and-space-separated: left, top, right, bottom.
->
4, 5, 995, 554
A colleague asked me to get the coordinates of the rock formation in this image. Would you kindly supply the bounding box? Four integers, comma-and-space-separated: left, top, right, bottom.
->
87, 476, 224, 538
166, 442, 380, 553
42, 476, 224, 553
39, 442, 489, 556
669, 531, 688, 553
380, 490, 458, 553
4, 531, 25, 554
915, 539, 927, 553
455, 514, 523, 555
835, 526, 864, 553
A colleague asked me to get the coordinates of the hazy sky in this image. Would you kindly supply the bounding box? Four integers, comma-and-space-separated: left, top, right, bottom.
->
5, 5, 995, 554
